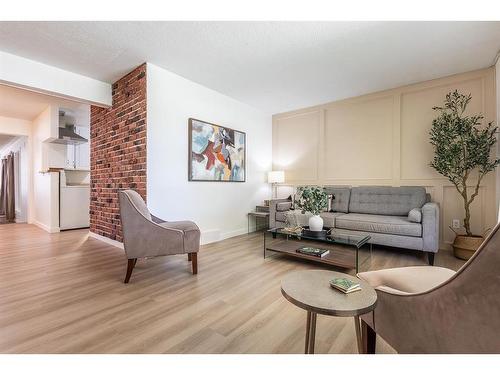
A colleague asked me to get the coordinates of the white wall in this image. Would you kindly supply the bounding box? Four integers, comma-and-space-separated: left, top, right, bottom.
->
0, 51, 112, 107
147, 63, 272, 244
32, 106, 60, 232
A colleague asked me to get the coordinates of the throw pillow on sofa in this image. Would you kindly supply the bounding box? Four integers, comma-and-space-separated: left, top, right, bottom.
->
408, 208, 422, 223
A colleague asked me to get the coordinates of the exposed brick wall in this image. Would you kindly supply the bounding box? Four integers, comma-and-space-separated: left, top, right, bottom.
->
90, 64, 147, 241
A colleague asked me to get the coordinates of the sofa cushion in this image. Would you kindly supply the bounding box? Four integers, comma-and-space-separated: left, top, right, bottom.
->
279, 210, 344, 227
349, 186, 427, 216
336, 213, 422, 237
276, 201, 292, 212
324, 186, 351, 213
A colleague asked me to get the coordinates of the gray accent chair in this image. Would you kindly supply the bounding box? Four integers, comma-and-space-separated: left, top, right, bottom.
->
357, 222, 500, 353
118, 190, 200, 283
269, 186, 439, 265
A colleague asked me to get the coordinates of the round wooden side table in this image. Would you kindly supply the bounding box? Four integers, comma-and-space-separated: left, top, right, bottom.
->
281, 270, 377, 354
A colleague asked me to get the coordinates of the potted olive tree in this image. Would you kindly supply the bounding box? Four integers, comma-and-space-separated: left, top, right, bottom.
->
295, 186, 329, 231
429, 90, 499, 260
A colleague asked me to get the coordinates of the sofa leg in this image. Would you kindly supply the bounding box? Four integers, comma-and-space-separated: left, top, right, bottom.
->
188, 253, 192, 261
124, 258, 136, 283
361, 320, 376, 354
191, 253, 198, 275
427, 252, 435, 266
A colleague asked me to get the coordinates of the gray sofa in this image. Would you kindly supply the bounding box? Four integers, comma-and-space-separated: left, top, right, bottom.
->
269, 186, 439, 265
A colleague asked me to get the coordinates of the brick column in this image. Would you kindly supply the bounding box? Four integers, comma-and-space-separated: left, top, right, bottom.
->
90, 64, 147, 241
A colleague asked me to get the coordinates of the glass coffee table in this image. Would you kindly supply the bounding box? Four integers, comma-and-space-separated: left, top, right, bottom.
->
264, 228, 372, 273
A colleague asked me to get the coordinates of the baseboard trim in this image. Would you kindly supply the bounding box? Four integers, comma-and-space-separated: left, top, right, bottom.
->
34, 221, 60, 233
201, 227, 247, 245
89, 231, 124, 249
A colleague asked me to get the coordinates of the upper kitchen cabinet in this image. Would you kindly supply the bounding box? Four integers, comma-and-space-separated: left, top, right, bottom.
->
65, 125, 90, 170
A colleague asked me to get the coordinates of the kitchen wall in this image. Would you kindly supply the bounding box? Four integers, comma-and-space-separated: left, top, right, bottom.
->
147, 63, 272, 244
89, 64, 147, 242
272, 67, 497, 249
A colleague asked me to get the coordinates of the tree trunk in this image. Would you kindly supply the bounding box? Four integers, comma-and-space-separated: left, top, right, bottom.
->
463, 198, 472, 236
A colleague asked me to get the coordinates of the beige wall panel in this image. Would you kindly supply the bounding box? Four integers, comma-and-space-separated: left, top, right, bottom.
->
324, 96, 394, 180
400, 78, 484, 180
442, 186, 486, 244
273, 111, 320, 182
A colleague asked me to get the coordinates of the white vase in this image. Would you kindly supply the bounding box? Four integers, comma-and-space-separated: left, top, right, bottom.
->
309, 215, 323, 231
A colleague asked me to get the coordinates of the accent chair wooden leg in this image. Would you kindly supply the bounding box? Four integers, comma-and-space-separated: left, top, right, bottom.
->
124, 258, 136, 284
188, 253, 192, 261
191, 253, 198, 274
361, 319, 376, 354
427, 252, 435, 266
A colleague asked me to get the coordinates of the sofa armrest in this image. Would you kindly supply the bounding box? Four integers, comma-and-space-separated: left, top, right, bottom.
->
422, 202, 439, 253
269, 198, 291, 229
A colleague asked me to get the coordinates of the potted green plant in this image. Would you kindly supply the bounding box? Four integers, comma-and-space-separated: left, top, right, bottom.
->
429, 90, 499, 260
295, 186, 329, 231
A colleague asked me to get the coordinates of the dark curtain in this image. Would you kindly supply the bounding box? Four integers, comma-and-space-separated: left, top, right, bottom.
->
0, 153, 15, 222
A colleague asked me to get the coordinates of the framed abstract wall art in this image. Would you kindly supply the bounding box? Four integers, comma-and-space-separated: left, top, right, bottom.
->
188, 118, 246, 182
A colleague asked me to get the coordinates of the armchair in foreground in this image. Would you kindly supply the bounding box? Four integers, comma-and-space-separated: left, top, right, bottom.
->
357, 222, 500, 353
118, 190, 200, 283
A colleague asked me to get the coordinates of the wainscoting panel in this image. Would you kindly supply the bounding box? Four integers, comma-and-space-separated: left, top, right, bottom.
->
323, 96, 394, 180
273, 110, 321, 182
272, 67, 496, 249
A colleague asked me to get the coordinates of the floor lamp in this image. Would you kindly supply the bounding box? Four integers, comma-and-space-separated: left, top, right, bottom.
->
268, 171, 285, 199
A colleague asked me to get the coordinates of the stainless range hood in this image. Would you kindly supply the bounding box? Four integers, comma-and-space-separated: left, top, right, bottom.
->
52, 124, 88, 145
52, 111, 88, 145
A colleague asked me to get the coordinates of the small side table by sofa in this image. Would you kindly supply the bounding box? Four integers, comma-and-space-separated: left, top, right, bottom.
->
281, 270, 377, 354
247, 211, 270, 233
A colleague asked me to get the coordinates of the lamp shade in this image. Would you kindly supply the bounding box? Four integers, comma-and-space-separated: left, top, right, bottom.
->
268, 170, 285, 184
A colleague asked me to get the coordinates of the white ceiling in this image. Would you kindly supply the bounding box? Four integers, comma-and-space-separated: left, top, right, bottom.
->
0, 84, 89, 121
1, 21, 500, 114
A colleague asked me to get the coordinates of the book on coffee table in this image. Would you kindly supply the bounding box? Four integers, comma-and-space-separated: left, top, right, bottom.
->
296, 247, 330, 258
330, 277, 362, 294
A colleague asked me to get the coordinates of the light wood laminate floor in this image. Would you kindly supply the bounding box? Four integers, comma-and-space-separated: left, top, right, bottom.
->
0, 224, 465, 354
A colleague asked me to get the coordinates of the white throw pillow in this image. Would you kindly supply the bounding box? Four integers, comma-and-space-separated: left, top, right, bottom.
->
408, 208, 422, 223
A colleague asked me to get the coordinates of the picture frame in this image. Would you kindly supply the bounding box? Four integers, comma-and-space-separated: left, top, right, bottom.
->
188, 118, 246, 182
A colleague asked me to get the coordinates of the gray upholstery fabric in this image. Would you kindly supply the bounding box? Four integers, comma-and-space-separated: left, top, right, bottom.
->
349, 186, 427, 216
279, 210, 344, 228
324, 186, 350, 213
125, 189, 152, 221
276, 202, 292, 212
333, 228, 424, 251
422, 202, 439, 253
275, 212, 287, 222
335, 213, 422, 237
269, 198, 290, 228
119, 190, 200, 259
159, 221, 200, 254
408, 208, 422, 223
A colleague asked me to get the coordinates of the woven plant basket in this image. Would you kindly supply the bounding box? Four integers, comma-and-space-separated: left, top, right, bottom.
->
452, 235, 484, 260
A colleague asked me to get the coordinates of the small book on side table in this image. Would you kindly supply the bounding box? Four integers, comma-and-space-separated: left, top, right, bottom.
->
330, 278, 362, 294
